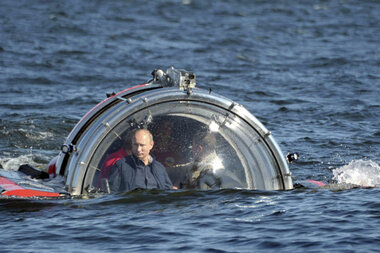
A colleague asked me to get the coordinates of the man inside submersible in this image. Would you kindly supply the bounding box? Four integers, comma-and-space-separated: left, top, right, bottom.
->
108, 129, 174, 192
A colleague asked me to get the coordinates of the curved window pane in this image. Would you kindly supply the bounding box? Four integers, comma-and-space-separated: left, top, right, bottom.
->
84, 100, 279, 192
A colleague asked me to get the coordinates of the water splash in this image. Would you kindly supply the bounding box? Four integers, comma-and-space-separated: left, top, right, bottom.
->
0, 154, 50, 171
332, 160, 380, 187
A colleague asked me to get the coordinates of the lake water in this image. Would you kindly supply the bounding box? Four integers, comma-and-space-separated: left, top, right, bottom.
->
0, 0, 379, 252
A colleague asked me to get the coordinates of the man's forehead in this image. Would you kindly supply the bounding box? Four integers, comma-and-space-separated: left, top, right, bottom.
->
132, 132, 151, 143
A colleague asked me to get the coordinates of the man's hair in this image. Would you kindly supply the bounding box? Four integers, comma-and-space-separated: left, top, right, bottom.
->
131, 128, 154, 143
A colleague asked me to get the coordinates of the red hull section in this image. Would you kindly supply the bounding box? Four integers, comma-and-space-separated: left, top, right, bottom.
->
0, 176, 61, 198
306, 179, 326, 186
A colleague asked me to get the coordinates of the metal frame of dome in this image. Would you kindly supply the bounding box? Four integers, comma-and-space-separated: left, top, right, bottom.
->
55, 67, 293, 195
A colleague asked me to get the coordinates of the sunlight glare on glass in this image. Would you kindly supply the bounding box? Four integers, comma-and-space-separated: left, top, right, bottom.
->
211, 156, 224, 173
209, 120, 219, 132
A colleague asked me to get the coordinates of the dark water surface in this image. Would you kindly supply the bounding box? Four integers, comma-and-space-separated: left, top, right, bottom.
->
1, 0, 379, 252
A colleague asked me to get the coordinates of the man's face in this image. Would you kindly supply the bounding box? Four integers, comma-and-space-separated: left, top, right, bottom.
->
132, 130, 154, 162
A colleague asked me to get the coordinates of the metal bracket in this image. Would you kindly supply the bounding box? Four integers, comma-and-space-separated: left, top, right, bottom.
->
151, 66, 196, 93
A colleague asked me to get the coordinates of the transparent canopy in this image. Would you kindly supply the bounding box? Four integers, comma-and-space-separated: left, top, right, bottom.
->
79, 98, 287, 192
58, 78, 292, 195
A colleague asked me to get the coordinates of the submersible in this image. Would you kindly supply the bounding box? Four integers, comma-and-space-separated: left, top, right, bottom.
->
1, 67, 293, 198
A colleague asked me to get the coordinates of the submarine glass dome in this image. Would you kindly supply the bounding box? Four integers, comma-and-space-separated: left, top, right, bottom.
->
56, 68, 292, 195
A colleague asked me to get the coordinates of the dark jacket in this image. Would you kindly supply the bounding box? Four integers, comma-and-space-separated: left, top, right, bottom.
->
108, 155, 173, 192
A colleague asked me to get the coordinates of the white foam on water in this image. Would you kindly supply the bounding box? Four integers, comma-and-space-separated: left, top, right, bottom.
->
332, 159, 380, 187
0, 154, 35, 171
18, 128, 54, 141
0, 153, 50, 171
